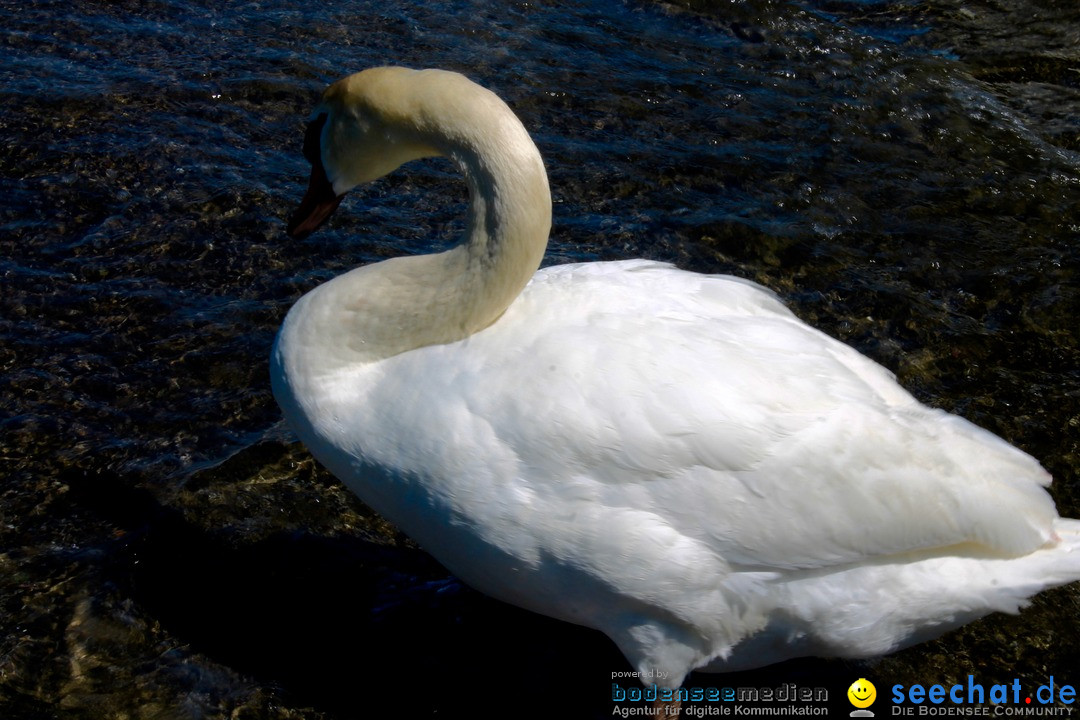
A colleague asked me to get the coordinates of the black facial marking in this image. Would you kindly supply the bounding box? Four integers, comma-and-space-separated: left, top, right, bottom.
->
302, 113, 328, 166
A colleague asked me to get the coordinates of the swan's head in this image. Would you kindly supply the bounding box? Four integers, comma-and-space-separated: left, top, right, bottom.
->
287, 67, 443, 239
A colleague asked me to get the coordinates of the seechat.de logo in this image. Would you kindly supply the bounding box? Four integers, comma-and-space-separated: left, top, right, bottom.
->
891, 676, 1076, 716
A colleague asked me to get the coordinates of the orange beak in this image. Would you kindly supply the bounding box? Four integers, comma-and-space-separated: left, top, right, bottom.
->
286, 113, 344, 239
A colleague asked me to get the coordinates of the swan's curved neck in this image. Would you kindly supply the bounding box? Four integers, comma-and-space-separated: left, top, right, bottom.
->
287, 74, 552, 370
443, 115, 553, 341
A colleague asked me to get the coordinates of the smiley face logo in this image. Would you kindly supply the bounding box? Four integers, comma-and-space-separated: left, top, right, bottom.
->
848, 678, 877, 708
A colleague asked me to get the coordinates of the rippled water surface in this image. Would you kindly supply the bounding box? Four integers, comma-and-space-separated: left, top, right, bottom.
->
2, 0, 1079, 717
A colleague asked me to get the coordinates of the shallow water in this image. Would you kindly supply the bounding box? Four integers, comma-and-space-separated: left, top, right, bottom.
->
1, 0, 1079, 717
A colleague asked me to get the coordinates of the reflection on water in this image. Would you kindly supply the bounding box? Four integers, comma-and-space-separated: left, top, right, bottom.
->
1, 0, 1078, 717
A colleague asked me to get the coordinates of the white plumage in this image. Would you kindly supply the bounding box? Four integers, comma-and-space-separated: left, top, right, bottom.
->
272, 67, 1080, 687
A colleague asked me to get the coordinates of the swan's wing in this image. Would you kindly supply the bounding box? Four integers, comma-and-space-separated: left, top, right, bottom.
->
323, 259, 1058, 677
348, 260, 1054, 573
404, 261, 1054, 564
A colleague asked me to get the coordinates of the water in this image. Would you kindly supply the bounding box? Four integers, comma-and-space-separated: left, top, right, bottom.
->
1, 0, 1079, 717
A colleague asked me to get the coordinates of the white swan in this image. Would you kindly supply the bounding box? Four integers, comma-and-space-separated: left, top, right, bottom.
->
272, 67, 1080, 688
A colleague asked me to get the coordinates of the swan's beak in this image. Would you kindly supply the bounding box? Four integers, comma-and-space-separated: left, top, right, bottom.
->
287, 112, 344, 239
286, 162, 343, 239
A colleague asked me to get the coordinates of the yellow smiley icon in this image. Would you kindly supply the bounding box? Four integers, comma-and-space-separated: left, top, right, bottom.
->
848, 678, 877, 708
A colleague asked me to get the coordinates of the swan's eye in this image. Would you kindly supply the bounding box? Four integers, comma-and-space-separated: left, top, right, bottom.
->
302, 113, 328, 165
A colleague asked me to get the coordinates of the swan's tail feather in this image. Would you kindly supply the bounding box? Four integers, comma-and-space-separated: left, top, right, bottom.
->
721, 518, 1080, 668
1051, 516, 1080, 542
1044, 517, 1080, 583
985, 516, 1080, 611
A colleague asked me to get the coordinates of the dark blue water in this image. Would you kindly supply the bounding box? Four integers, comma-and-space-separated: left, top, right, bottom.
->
2, 0, 1079, 717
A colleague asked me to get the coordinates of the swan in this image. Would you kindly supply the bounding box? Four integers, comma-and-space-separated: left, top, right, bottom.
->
271, 67, 1080, 695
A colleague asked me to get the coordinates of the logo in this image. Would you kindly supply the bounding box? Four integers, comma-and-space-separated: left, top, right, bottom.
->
890, 676, 1076, 715
849, 679, 878, 717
